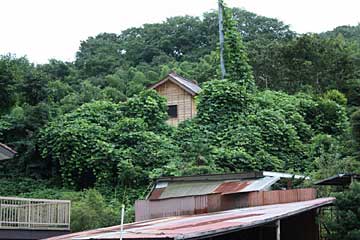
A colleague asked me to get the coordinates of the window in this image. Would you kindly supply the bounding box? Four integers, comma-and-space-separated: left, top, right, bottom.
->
167, 105, 178, 118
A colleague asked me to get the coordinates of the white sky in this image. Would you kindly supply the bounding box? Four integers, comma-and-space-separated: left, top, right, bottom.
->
1, 0, 359, 63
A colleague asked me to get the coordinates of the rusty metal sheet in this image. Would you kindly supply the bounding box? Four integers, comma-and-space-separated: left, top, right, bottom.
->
213, 181, 251, 194
136, 195, 219, 221
46, 198, 334, 240
135, 196, 196, 221
207, 194, 222, 212
194, 195, 208, 214
148, 188, 165, 200
147, 174, 285, 201
248, 188, 317, 207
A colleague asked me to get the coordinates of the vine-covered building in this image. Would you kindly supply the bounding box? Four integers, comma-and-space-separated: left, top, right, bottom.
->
149, 72, 201, 126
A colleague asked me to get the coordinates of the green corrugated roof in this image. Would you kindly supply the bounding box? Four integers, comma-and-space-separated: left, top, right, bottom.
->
159, 181, 223, 199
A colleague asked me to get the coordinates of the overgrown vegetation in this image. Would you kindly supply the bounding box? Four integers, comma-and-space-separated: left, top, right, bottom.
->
325, 182, 360, 240
0, 2, 359, 236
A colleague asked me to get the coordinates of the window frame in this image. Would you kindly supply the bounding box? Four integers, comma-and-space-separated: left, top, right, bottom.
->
167, 105, 178, 118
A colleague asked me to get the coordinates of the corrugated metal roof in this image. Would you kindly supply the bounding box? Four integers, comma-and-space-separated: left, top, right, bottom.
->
314, 173, 360, 186
168, 72, 201, 95
213, 181, 252, 194
148, 188, 166, 200
149, 72, 201, 96
46, 198, 334, 240
151, 177, 282, 199
239, 176, 280, 193
0, 143, 17, 161
263, 171, 310, 180
156, 171, 305, 183
149, 172, 312, 200
159, 181, 223, 199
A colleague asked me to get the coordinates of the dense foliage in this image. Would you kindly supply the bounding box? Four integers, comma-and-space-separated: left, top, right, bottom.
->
325, 182, 360, 240
0, 3, 359, 237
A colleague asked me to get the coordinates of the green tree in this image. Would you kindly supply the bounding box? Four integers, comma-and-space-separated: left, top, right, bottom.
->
326, 182, 360, 240
220, 1, 255, 90
75, 33, 124, 77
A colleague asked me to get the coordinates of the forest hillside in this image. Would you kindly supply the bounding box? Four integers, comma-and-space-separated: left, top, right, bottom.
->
0, 6, 359, 236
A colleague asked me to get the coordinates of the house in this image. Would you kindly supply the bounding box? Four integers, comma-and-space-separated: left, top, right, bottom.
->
149, 72, 201, 126
135, 171, 312, 221
45, 172, 333, 240
45, 198, 334, 240
0, 143, 16, 161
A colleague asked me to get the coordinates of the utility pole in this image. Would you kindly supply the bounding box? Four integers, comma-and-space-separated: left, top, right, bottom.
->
218, 0, 226, 79
120, 204, 125, 240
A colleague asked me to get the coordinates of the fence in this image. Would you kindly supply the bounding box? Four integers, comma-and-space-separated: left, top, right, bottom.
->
246, 188, 317, 207
0, 196, 70, 230
135, 188, 317, 221
135, 194, 222, 221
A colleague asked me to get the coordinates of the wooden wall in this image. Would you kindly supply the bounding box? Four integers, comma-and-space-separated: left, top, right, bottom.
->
154, 80, 196, 126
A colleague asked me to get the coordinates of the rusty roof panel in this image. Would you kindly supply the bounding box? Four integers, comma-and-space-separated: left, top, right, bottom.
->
148, 188, 165, 200
46, 198, 335, 240
213, 181, 252, 194
150, 177, 282, 200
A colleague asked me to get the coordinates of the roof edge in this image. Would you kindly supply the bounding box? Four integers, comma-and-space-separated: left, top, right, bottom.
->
148, 72, 199, 96
156, 172, 265, 183
178, 197, 335, 240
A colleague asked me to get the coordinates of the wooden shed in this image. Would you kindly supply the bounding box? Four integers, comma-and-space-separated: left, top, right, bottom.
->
149, 72, 201, 126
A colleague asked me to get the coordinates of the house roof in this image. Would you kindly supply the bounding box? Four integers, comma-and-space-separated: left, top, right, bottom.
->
148, 172, 308, 200
149, 177, 280, 200
314, 173, 360, 186
0, 143, 17, 161
149, 72, 201, 96
156, 172, 264, 183
45, 197, 335, 240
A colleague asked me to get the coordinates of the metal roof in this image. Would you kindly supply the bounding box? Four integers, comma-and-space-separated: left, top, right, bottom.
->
46, 198, 334, 240
148, 172, 310, 200
239, 176, 280, 193
156, 172, 264, 183
159, 181, 223, 199
149, 72, 201, 96
314, 173, 360, 186
168, 72, 201, 95
0, 143, 16, 161
151, 179, 274, 200
263, 171, 310, 180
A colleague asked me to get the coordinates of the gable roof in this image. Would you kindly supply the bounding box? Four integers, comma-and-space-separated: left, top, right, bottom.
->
0, 143, 17, 161
149, 71, 201, 96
